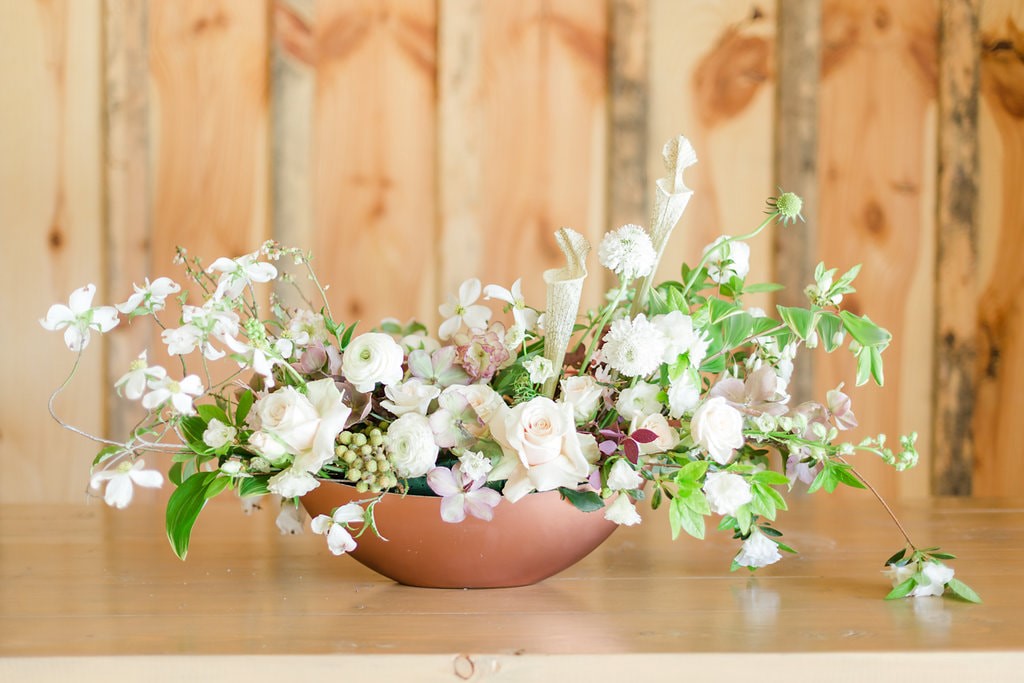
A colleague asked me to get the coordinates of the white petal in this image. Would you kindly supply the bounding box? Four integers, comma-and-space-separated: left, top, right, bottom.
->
331, 502, 364, 525
142, 388, 169, 410
458, 278, 481, 305
439, 494, 467, 523
91, 306, 120, 332
245, 262, 278, 283
67, 284, 97, 314
207, 257, 237, 273
462, 304, 492, 330
104, 475, 134, 509
178, 375, 205, 395
129, 465, 164, 489
40, 304, 74, 330
438, 316, 460, 340
326, 525, 357, 555
63, 326, 88, 352
482, 284, 513, 304
121, 373, 146, 400
465, 489, 500, 521
310, 514, 333, 535
426, 467, 462, 497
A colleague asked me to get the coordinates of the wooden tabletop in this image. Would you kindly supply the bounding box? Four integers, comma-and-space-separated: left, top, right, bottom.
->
1, 493, 1022, 680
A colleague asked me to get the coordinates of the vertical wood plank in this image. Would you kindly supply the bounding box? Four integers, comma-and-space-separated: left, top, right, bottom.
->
774, 0, 820, 404
270, 0, 315, 286
148, 0, 270, 279
648, 1, 776, 304
933, 0, 979, 495
103, 0, 151, 439
974, 0, 1024, 496
817, 0, 938, 498
0, 0, 105, 502
439, 0, 609, 316
609, 0, 650, 230
312, 0, 437, 327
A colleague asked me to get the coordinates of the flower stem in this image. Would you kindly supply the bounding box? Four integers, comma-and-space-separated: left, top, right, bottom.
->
838, 456, 918, 552
678, 212, 779, 302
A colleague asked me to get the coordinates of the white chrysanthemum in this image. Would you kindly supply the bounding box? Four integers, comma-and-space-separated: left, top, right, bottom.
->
598, 224, 656, 280
600, 314, 668, 378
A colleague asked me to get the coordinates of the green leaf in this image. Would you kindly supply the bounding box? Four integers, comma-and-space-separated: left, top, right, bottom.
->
557, 487, 605, 513
197, 404, 230, 427
946, 578, 982, 603
168, 461, 184, 487
682, 490, 711, 516
777, 305, 818, 341
238, 475, 270, 498
885, 548, 908, 566
807, 467, 828, 494
817, 312, 844, 352
840, 311, 892, 348
721, 312, 755, 349
750, 486, 776, 520
676, 459, 710, 484
340, 322, 359, 349
885, 577, 918, 600
855, 346, 873, 387
735, 505, 753, 534
751, 470, 790, 486
870, 345, 885, 386
235, 390, 255, 426
743, 282, 784, 294
832, 463, 866, 489
165, 471, 218, 560
92, 445, 122, 466
204, 476, 231, 500
669, 496, 705, 540
928, 551, 957, 560
708, 298, 741, 324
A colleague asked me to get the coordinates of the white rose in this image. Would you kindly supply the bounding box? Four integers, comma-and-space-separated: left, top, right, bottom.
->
630, 413, 680, 456
667, 370, 701, 418
703, 471, 753, 516
342, 332, 405, 393
202, 418, 237, 449
381, 377, 441, 417
735, 529, 782, 568
489, 397, 592, 502
606, 459, 643, 491
268, 468, 319, 498
248, 430, 290, 464
616, 381, 662, 421
254, 387, 320, 453
603, 494, 642, 526
384, 413, 440, 478
690, 396, 745, 464
442, 383, 504, 424
559, 375, 604, 423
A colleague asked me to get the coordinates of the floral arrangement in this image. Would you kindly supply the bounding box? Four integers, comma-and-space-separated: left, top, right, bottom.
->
42, 135, 979, 602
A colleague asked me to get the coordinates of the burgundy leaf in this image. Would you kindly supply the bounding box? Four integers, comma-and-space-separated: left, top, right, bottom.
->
599, 440, 618, 456
631, 428, 659, 444
624, 439, 640, 463
599, 428, 623, 440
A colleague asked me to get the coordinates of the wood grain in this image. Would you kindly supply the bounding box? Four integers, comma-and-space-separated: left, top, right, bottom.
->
773, 0, 820, 405
103, 0, 152, 440
311, 0, 438, 328
933, 0, 979, 495
816, 0, 938, 499
609, 0, 649, 230
0, 495, 1018, 663
0, 0, 105, 503
148, 0, 270, 282
648, 1, 776, 304
974, 0, 1024, 496
440, 0, 610, 316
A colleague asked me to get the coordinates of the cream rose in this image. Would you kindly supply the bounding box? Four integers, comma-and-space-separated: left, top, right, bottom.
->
703, 471, 753, 516
690, 396, 745, 464
630, 413, 680, 456
559, 375, 604, 423
342, 332, 405, 393
489, 397, 592, 503
254, 387, 320, 453
384, 412, 440, 478
253, 379, 351, 475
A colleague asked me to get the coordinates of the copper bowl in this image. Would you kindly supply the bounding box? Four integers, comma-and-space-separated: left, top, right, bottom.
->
301, 480, 619, 588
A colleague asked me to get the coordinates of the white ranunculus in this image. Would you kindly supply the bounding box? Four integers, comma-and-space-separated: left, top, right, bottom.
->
607, 459, 643, 491
384, 413, 440, 478
442, 383, 505, 424
202, 418, 237, 449
615, 381, 662, 421
342, 332, 405, 393
735, 529, 783, 568
703, 471, 753, 516
667, 370, 702, 418
489, 397, 592, 503
604, 494, 642, 526
630, 413, 680, 456
690, 396, 745, 464
268, 467, 319, 498
381, 378, 441, 417
559, 375, 604, 423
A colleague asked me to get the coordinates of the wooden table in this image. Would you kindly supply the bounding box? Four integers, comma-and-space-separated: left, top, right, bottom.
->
1, 494, 1022, 681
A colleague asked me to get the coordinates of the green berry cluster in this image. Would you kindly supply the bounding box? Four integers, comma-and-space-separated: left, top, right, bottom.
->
334, 426, 397, 493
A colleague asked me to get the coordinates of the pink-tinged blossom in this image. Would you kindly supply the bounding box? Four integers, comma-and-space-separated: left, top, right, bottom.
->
709, 365, 789, 417
427, 464, 501, 523
456, 326, 511, 382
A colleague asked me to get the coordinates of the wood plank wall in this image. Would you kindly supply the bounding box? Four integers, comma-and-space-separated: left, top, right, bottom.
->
2, 0, 1020, 503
